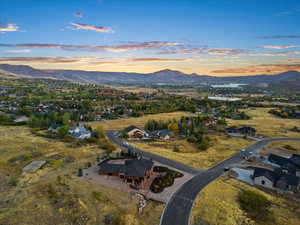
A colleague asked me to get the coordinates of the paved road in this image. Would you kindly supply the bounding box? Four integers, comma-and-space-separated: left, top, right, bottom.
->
106, 131, 201, 174
160, 137, 300, 225
106, 131, 300, 225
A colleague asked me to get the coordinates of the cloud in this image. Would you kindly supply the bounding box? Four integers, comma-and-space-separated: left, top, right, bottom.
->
211, 63, 300, 74
159, 46, 252, 56
0, 24, 19, 33
260, 45, 298, 49
74, 12, 83, 18
88, 61, 119, 65
4, 49, 31, 53
0, 41, 181, 52
0, 56, 85, 64
207, 48, 252, 55
130, 57, 185, 62
258, 35, 300, 39
249, 51, 300, 57
69, 22, 113, 33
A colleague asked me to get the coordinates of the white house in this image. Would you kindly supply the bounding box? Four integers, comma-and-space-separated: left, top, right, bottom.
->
69, 126, 92, 139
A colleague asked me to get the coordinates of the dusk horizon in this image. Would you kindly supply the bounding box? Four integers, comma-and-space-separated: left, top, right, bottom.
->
1, 0, 300, 76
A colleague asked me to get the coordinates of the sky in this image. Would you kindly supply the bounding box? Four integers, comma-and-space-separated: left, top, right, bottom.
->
0, 0, 300, 76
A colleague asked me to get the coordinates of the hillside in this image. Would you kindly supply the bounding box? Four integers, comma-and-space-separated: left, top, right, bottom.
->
0, 64, 300, 87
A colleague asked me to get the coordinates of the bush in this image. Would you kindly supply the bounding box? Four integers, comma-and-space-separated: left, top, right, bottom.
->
238, 190, 272, 220
187, 136, 197, 143
103, 211, 121, 225
173, 146, 180, 152
77, 168, 83, 177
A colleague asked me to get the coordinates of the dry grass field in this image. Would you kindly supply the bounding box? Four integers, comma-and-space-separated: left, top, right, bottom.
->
130, 135, 252, 169
0, 126, 164, 225
191, 175, 300, 225
267, 140, 300, 153
227, 107, 300, 138
89, 111, 192, 131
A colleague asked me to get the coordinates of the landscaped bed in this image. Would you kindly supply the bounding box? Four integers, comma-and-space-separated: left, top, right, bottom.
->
150, 166, 183, 193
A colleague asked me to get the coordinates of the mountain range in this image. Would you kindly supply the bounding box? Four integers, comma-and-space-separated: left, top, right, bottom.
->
0, 64, 300, 89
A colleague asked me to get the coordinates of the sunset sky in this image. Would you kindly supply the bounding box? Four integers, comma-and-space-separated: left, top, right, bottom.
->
1, 0, 300, 75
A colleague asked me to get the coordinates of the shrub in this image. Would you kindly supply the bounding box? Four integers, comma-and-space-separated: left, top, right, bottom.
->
173, 146, 180, 152
238, 190, 272, 220
187, 136, 198, 143
103, 211, 121, 225
77, 168, 83, 177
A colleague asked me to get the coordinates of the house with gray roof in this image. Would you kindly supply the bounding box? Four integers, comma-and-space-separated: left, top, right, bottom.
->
69, 126, 91, 139
253, 167, 300, 193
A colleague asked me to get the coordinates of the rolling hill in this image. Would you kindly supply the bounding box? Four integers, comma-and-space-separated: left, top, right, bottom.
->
0, 64, 299, 88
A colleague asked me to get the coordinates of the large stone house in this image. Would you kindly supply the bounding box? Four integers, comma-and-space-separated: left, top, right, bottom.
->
99, 158, 154, 189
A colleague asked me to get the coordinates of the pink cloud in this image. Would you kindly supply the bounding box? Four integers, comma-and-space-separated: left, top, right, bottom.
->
70, 22, 113, 33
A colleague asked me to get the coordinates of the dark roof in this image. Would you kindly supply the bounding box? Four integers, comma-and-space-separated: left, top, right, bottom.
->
238, 126, 256, 133
269, 154, 300, 169
254, 167, 300, 188
277, 174, 300, 186
123, 125, 142, 133
124, 159, 153, 177
225, 127, 238, 133
290, 154, 300, 167
99, 159, 153, 177
99, 162, 125, 174
253, 167, 278, 182
268, 154, 291, 166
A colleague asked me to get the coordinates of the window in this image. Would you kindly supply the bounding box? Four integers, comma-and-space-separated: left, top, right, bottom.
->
261, 180, 265, 185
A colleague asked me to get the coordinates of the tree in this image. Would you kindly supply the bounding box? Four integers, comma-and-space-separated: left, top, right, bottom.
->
78, 168, 83, 177
62, 112, 71, 125
168, 123, 179, 132
58, 125, 69, 138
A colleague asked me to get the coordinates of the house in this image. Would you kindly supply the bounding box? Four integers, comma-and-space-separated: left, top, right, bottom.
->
13, 115, 29, 123
99, 158, 154, 189
123, 125, 149, 139
202, 118, 218, 127
253, 167, 300, 193
225, 126, 256, 136
48, 124, 61, 134
152, 129, 175, 140
69, 126, 92, 139
238, 126, 256, 136
268, 154, 300, 170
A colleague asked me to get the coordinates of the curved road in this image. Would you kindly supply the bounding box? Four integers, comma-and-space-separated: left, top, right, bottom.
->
160, 137, 300, 225
106, 131, 201, 174
105, 131, 300, 225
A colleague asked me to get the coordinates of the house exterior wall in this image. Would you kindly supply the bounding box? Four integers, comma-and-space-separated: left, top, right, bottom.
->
254, 176, 274, 189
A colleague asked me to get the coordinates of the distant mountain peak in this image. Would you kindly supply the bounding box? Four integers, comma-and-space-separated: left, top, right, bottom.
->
151, 69, 186, 75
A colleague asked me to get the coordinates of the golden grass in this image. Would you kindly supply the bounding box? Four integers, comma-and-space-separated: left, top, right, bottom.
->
227, 108, 300, 138
260, 101, 299, 106
267, 140, 300, 153
90, 111, 192, 131
130, 135, 252, 169
191, 175, 300, 225
0, 126, 164, 225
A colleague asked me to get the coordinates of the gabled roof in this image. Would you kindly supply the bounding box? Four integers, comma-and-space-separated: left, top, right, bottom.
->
268, 154, 291, 166
290, 154, 300, 167
277, 174, 300, 186
269, 154, 300, 169
123, 125, 144, 133
253, 167, 278, 183
99, 158, 153, 177
124, 159, 153, 177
